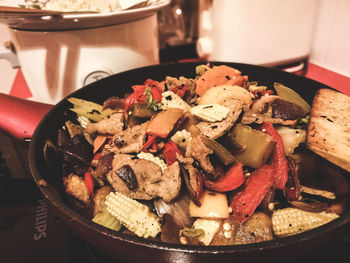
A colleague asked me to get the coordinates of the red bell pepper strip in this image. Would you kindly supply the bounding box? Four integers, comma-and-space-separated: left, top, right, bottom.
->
195, 171, 204, 203
252, 89, 274, 99
84, 172, 95, 197
163, 140, 183, 165
230, 164, 274, 223
123, 79, 163, 114
204, 162, 245, 192
144, 79, 163, 102
260, 122, 288, 190
170, 84, 190, 98
142, 134, 160, 152
123, 85, 147, 113
284, 157, 301, 201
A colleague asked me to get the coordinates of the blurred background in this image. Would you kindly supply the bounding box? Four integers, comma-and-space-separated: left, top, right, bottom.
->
0, 0, 349, 102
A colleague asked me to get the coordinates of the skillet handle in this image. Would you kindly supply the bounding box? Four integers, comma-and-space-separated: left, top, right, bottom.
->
0, 93, 52, 141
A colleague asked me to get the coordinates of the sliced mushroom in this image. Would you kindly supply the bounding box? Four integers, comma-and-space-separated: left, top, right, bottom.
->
116, 165, 138, 191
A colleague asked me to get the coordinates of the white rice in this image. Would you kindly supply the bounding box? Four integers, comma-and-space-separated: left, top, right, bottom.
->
43, 0, 124, 13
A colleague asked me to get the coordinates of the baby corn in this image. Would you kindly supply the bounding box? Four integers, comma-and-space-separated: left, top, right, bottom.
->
192, 218, 221, 246
105, 191, 161, 238
161, 91, 191, 111
137, 152, 167, 172
191, 104, 230, 123
272, 207, 339, 238
171, 129, 192, 149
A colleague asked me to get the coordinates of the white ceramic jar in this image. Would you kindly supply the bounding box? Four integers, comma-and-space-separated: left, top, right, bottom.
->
8, 14, 159, 104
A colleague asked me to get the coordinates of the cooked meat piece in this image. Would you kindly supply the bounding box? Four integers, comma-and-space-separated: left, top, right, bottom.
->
107, 154, 181, 202
241, 111, 284, 125
196, 100, 243, 139
108, 123, 147, 154
63, 173, 91, 206
93, 185, 113, 216
185, 136, 214, 175
271, 98, 305, 120
94, 150, 114, 180
146, 161, 182, 203
86, 112, 124, 135
165, 76, 197, 104
176, 153, 194, 165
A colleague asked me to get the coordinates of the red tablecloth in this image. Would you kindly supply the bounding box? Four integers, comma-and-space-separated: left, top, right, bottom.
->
8, 63, 350, 100
305, 63, 350, 96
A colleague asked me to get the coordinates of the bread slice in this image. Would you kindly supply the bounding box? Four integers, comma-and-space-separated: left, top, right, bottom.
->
306, 88, 350, 172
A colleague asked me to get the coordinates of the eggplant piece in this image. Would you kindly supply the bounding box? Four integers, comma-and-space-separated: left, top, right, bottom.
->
43, 139, 59, 167
57, 129, 93, 173
259, 187, 276, 215
132, 102, 157, 118
284, 158, 301, 201
211, 212, 274, 245
93, 185, 113, 216
200, 135, 237, 166
235, 212, 274, 245
224, 124, 275, 168
154, 193, 193, 228
160, 214, 182, 244
103, 96, 124, 110
289, 198, 328, 213
179, 164, 203, 206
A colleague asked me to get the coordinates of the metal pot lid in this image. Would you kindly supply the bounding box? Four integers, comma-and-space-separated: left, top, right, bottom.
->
0, 0, 170, 31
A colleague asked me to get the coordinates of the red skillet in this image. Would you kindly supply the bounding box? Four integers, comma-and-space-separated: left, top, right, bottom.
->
0, 93, 52, 141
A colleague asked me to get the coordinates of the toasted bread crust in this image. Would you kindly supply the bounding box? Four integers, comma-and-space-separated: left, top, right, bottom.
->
306, 88, 350, 172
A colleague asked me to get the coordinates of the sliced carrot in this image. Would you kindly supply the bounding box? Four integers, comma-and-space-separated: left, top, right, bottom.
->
281, 119, 298, 127
146, 108, 184, 138
93, 135, 107, 153
196, 65, 242, 96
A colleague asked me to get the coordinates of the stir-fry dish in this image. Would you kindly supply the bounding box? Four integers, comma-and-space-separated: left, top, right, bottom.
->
54, 64, 350, 246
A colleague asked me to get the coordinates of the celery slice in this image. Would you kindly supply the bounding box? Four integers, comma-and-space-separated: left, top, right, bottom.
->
67, 97, 114, 122
92, 207, 123, 232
